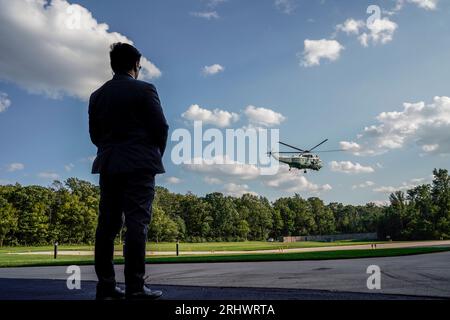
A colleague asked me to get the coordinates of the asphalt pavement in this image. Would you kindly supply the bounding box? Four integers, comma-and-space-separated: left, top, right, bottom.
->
1, 251, 449, 300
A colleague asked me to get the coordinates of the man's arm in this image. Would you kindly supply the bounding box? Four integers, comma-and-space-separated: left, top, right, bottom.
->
142, 84, 169, 157
88, 93, 100, 147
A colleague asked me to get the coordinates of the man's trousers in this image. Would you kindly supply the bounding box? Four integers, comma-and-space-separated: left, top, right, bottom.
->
94, 171, 155, 293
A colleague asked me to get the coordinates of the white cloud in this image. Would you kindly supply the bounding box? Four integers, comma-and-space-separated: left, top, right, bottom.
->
0, 92, 11, 113
411, 177, 427, 184
80, 155, 96, 163
244, 105, 286, 127
181, 104, 285, 129
264, 165, 332, 193
191, 11, 219, 20
192, 0, 226, 19
334, 16, 397, 47
373, 177, 430, 193
7, 163, 25, 172
185, 158, 260, 192
184, 157, 332, 196
347, 96, 450, 155
395, 0, 438, 11
358, 18, 398, 47
0, 0, 161, 100
336, 19, 365, 35
64, 163, 75, 172
375, 184, 408, 193
203, 64, 224, 75
352, 181, 375, 190
339, 141, 362, 153
182, 104, 239, 127
274, 0, 297, 14
165, 176, 182, 184
330, 161, 375, 174
38, 172, 60, 180
422, 144, 439, 152
300, 39, 344, 67
204, 176, 222, 185
339, 140, 378, 156
184, 156, 261, 180
223, 183, 257, 197
206, 0, 227, 8
408, 0, 438, 10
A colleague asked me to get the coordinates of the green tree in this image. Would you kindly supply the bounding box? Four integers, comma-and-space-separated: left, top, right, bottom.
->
179, 193, 212, 241
235, 194, 273, 240
308, 197, 335, 235
205, 193, 242, 241
0, 195, 17, 247
8, 186, 52, 245
431, 169, 450, 239
270, 207, 284, 239
273, 199, 295, 236
49, 180, 97, 244
149, 206, 179, 242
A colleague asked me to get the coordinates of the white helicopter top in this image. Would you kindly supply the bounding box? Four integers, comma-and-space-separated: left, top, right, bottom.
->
269, 139, 343, 173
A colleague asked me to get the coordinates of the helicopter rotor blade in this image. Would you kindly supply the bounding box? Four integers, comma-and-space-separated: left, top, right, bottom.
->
314, 149, 345, 153
307, 139, 328, 152
279, 141, 305, 153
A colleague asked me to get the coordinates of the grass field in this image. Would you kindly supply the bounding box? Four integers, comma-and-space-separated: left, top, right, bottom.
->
0, 243, 449, 268
0, 240, 386, 254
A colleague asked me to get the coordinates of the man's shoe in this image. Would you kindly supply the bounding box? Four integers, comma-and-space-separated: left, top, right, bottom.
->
126, 285, 163, 300
96, 286, 126, 300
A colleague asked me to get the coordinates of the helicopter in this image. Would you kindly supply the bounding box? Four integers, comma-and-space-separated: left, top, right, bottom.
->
268, 139, 343, 173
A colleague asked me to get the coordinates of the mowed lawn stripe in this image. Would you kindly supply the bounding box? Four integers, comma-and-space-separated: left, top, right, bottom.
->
0, 246, 449, 268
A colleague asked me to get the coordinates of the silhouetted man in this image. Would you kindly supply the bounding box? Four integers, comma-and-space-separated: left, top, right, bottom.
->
89, 43, 168, 300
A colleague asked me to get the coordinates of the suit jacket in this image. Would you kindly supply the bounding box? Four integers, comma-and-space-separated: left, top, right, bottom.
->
88, 73, 169, 175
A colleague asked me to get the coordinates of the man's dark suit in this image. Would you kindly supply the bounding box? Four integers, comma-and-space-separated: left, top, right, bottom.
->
89, 73, 168, 293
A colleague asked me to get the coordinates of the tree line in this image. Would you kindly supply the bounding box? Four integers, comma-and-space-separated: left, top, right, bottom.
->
0, 169, 449, 246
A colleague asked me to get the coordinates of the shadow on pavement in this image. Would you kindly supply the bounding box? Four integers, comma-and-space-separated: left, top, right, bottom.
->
0, 278, 438, 300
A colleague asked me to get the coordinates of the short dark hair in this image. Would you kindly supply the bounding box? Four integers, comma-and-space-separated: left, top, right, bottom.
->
110, 42, 142, 74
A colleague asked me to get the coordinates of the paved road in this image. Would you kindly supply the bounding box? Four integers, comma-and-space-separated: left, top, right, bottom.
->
1, 251, 449, 299
8, 240, 450, 256
0, 279, 430, 300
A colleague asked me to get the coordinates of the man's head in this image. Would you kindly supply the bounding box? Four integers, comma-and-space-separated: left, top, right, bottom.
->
110, 43, 142, 79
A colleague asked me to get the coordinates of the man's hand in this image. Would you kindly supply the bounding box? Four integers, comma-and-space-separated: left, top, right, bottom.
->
142, 84, 169, 157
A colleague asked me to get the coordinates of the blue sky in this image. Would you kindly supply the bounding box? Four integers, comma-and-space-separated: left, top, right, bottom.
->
1, 0, 450, 204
